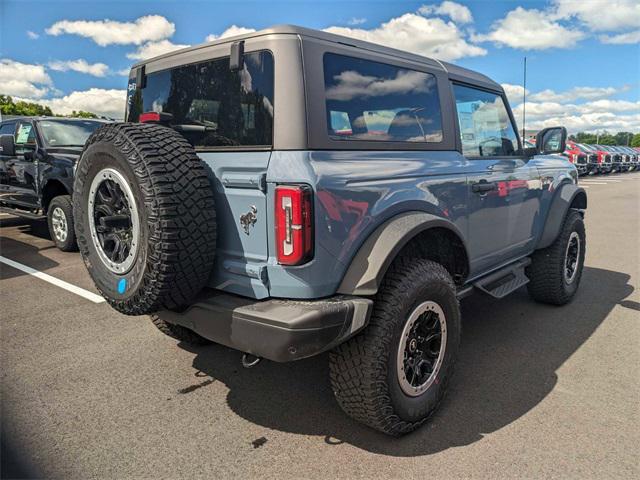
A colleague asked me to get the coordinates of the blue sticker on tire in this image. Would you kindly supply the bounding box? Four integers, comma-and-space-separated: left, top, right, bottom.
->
118, 278, 127, 294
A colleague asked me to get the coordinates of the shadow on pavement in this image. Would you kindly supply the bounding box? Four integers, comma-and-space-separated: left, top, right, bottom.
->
0, 236, 59, 280
182, 266, 633, 456
0, 216, 51, 241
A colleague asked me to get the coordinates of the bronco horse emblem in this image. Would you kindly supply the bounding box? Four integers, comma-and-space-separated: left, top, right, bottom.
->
240, 205, 258, 235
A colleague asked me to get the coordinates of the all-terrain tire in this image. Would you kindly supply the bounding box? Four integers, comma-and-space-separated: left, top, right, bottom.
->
47, 195, 78, 251
329, 258, 461, 436
150, 315, 211, 346
526, 209, 585, 305
73, 123, 217, 315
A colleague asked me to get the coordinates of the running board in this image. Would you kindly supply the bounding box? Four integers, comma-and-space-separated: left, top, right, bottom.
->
472, 258, 531, 299
0, 206, 45, 220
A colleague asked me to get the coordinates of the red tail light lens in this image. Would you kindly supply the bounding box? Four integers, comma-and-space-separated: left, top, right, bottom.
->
139, 112, 161, 123
275, 185, 313, 265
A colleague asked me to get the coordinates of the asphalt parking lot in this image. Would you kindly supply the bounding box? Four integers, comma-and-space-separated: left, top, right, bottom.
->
1, 173, 639, 479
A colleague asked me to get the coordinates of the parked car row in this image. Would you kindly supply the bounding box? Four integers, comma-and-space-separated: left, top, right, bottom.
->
564, 141, 639, 175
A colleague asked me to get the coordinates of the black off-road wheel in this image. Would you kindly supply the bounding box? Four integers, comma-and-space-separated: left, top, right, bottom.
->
526, 209, 585, 305
47, 195, 78, 251
73, 123, 216, 315
329, 258, 461, 436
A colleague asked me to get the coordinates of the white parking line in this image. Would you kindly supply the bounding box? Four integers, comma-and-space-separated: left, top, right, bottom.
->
580, 182, 607, 185
0, 255, 105, 303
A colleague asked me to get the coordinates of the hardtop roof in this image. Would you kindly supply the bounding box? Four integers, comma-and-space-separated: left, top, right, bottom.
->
131, 24, 501, 91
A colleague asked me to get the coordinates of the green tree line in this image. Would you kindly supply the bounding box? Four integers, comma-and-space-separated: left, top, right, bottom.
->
0, 94, 98, 119
569, 131, 640, 148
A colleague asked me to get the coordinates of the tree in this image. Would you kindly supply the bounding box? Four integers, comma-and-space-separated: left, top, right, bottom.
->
631, 134, 640, 148
70, 110, 98, 118
614, 131, 633, 146
0, 95, 53, 116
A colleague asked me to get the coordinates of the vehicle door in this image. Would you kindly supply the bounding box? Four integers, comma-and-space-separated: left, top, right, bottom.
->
3, 121, 40, 207
0, 122, 17, 201
452, 83, 542, 275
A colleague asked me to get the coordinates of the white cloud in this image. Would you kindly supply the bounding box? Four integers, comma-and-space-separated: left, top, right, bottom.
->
19, 88, 126, 119
418, 1, 473, 24
48, 59, 109, 77
599, 30, 640, 44
553, 0, 640, 32
205, 25, 256, 42
528, 86, 619, 103
325, 13, 486, 61
347, 17, 367, 26
27, 30, 39, 40
46, 15, 175, 46
0, 59, 52, 98
117, 68, 131, 76
126, 39, 189, 61
474, 7, 585, 49
501, 83, 529, 103
511, 96, 640, 134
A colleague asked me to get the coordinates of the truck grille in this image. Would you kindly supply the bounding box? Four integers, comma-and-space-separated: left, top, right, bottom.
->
577, 155, 587, 164
588, 154, 598, 163
613, 155, 621, 163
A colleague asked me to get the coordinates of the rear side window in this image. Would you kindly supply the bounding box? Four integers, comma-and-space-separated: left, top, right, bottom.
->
128, 51, 274, 149
452, 84, 519, 157
323, 53, 443, 143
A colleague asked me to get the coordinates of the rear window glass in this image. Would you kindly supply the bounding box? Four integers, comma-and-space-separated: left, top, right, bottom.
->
128, 51, 274, 149
323, 53, 443, 143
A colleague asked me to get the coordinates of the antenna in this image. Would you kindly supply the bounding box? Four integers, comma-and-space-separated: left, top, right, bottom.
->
522, 56, 527, 141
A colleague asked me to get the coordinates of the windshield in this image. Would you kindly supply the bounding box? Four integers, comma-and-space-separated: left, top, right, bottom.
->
38, 120, 105, 147
576, 143, 593, 152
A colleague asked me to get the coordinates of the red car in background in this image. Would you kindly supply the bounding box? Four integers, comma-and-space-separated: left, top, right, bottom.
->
563, 141, 588, 175
586, 144, 613, 174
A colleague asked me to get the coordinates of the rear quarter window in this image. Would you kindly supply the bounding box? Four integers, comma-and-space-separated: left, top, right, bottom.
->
323, 53, 443, 144
128, 51, 274, 149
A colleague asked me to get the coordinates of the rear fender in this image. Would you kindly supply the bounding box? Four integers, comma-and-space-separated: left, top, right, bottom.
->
337, 211, 468, 295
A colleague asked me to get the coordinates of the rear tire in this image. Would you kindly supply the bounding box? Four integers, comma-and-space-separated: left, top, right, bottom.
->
150, 315, 211, 346
73, 123, 217, 315
329, 258, 460, 436
526, 209, 585, 305
47, 195, 78, 252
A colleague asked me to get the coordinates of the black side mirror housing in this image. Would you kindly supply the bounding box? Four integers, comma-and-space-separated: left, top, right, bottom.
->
536, 126, 567, 155
0, 134, 15, 157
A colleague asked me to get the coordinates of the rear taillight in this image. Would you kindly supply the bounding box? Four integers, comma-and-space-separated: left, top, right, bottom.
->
275, 185, 313, 265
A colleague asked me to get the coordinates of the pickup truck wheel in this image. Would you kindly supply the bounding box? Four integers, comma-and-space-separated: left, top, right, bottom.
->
74, 123, 216, 315
329, 258, 460, 436
150, 315, 211, 346
526, 210, 585, 305
47, 195, 78, 251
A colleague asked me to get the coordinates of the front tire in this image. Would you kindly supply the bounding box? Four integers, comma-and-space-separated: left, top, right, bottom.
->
47, 195, 78, 251
526, 209, 586, 305
329, 258, 461, 436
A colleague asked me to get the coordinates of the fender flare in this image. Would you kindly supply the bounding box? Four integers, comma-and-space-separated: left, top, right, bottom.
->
537, 183, 587, 250
337, 211, 468, 296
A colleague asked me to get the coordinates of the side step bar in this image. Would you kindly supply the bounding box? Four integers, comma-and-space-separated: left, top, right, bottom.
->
456, 258, 531, 300
0, 206, 45, 220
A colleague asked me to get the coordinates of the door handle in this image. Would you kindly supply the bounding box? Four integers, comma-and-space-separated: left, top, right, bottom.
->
472, 181, 497, 193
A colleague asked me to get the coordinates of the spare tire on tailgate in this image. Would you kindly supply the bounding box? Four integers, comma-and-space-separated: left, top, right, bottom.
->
73, 123, 217, 315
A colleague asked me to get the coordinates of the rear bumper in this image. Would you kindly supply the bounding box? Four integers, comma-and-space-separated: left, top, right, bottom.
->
156, 290, 373, 362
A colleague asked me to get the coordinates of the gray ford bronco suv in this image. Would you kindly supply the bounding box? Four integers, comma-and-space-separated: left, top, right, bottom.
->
74, 25, 587, 436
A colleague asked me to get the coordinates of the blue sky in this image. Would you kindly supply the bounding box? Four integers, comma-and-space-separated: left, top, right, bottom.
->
1, 0, 638, 132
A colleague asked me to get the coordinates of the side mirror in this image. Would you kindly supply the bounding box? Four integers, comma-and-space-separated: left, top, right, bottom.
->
0, 134, 15, 157
536, 126, 567, 155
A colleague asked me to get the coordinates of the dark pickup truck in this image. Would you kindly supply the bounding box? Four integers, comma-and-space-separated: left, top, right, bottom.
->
0, 117, 108, 250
